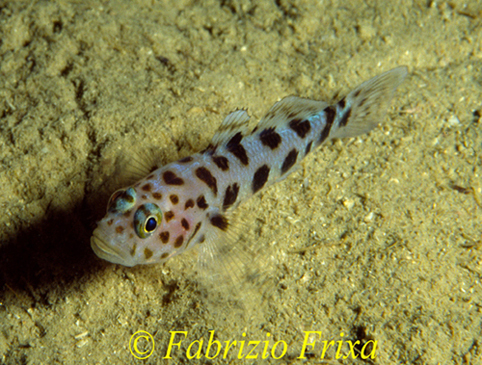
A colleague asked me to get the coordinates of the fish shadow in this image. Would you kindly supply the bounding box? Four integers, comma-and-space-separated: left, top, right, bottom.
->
0, 187, 110, 306
0, 145, 186, 306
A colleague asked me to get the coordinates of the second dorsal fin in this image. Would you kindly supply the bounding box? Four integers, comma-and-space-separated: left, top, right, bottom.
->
258, 96, 329, 130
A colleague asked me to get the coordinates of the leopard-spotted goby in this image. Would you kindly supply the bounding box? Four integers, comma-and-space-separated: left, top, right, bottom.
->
91, 67, 407, 267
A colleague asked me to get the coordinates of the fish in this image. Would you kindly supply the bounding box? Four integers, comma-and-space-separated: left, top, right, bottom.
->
91, 66, 408, 268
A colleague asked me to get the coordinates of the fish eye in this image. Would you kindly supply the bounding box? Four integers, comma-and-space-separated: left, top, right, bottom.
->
107, 187, 136, 214
145, 217, 157, 232
107, 189, 124, 208
134, 203, 162, 238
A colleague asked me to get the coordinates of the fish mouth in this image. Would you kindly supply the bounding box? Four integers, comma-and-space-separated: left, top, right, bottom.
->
91, 232, 135, 267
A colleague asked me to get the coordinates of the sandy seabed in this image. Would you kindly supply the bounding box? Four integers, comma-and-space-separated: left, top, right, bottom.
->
0, 0, 481, 364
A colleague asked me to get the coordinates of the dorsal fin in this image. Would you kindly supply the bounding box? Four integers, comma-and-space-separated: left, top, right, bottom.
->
211, 109, 251, 146
258, 96, 328, 129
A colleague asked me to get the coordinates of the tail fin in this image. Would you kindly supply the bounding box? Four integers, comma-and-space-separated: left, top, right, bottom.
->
330, 66, 407, 139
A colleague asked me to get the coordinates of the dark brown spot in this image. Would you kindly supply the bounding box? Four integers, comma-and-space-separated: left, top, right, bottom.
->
141, 195, 148, 200
212, 155, 230, 171
115, 226, 124, 233
197, 195, 208, 210
359, 97, 368, 107
201, 143, 216, 154
281, 149, 298, 175
226, 132, 249, 165
144, 247, 153, 260
107, 219, 114, 226
198, 235, 206, 244
259, 127, 282, 149
141, 183, 152, 192
181, 218, 190, 230
324, 105, 336, 125
147, 174, 155, 180
192, 222, 202, 237
163, 170, 184, 185
338, 108, 351, 127
252, 165, 270, 193
161, 252, 169, 259
195, 167, 218, 196
287, 111, 297, 119
289, 119, 311, 139
159, 231, 170, 243
210, 214, 229, 231
123, 211, 131, 218
320, 106, 335, 143
223, 183, 239, 210
338, 97, 346, 109
165, 211, 175, 222
265, 110, 275, 119
185, 221, 202, 247
305, 141, 313, 156
129, 233, 134, 239
174, 235, 184, 248
130, 243, 137, 257
169, 194, 179, 204
353, 89, 361, 98
185, 199, 195, 209
152, 192, 162, 200
179, 156, 193, 163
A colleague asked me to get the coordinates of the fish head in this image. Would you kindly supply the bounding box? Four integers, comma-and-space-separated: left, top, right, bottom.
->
91, 181, 196, 267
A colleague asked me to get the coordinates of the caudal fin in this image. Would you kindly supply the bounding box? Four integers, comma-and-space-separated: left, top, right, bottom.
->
330, 66, 408, 139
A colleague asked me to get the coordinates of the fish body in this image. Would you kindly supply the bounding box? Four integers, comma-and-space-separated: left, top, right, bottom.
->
91, 67, 407, 267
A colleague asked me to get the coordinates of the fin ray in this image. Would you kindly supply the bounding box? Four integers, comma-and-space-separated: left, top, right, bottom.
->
258, 96, 328, 130
211, 109, 251, 146
196, 211, 274, 320
330, 66, 408, 139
